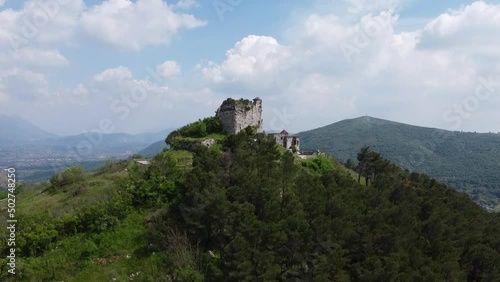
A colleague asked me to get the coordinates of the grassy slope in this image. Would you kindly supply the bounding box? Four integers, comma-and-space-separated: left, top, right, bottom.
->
19, 211, 155, 282
0, 150, 198, 281
299, 116, 500, 209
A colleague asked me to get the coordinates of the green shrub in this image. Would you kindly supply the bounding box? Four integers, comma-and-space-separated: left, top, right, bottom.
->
49, 166, 84, 189
301, 155, 335, 175
202, 116, 224, 134
166, 116, 225, 146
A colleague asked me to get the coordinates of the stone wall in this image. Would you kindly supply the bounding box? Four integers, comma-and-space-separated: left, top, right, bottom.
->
216, 97, 263, 134
269, 130, 301, 151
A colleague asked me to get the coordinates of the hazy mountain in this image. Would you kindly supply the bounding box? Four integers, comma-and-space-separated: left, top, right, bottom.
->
0, 117, 173, 181
37, 129, 172, 153
138, 140, 169, 157
0, 114, 57, 144
299, 116, 500, 209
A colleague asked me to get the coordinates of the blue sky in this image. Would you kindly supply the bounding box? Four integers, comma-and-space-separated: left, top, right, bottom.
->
1, 0, 500, 135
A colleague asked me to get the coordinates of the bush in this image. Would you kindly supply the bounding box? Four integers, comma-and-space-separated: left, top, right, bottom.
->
202, 116, 224, 135
130, 154, 142, 159
166, 116, 225, 146
301, 155, 335, 175
50, 166, 84, 189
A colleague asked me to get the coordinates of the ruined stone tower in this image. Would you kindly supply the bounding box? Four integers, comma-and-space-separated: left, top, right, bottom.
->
216, 97, 263, 134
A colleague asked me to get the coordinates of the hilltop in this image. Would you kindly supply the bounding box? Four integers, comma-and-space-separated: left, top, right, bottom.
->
299, 116, 500, 210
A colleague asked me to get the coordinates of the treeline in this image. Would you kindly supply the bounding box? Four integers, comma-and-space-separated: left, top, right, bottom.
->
149, 130, 500, 281
2, 128, 500, 281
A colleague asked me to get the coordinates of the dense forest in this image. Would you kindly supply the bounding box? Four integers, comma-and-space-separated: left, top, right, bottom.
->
1, 127, 499, 281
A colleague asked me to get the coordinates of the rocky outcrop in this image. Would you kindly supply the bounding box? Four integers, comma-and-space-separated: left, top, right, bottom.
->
216, 98, 263, 134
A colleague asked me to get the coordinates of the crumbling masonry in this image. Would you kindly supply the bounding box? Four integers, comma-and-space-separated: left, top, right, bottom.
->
216, 97, 263, 134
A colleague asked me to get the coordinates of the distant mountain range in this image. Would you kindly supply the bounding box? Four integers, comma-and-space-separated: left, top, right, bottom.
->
0, 114, 172, 181
0, 115, 57, 144
298, 116, 500, 210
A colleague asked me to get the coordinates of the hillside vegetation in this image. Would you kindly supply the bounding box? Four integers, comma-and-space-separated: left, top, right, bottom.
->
299, 116, 500, 210
1, 127, 499, 281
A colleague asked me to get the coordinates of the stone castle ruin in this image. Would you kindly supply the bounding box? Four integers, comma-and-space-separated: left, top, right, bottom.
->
216, 97, 263, 134
216, 97, 307, 154
170, 98, 312, 154
269, 130, 301, 151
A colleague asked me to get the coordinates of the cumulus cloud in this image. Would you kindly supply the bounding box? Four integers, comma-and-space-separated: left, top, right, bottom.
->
0, 0, 205, 51
175, 0, 200, 10
2, 0, 500, 134
156, 61, 181, 79
344, 0, 409, 14
55, 65, 218, 133
200, 1, 500, 133
93, 66, 133, 83
0, 0, 84, 48
80, 0, 206, 50
0, 47, 69, 67
203, 35, 292, 83
0, 68, 49, 100
420, 1, 500, 55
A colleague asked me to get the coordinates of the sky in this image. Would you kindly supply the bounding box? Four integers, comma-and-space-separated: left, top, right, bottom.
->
1, 0, 500, 136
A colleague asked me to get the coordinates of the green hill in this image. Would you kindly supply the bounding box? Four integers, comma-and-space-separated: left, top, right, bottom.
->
298, 116, 500, 210
1, 127, 500, 281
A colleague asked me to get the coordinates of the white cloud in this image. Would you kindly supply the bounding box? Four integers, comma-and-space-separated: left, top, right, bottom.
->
0, 0, 5, 7
345, 0, 409, 14
0, 68, 49, 100
199, 1, 500, 133
203, 35, 292, 83
0, 47, 69, 67
80, 0, 206, 50
0, 0, 205, 51
0, 0, 84, 48
52, 65, 217, 133
175, 0, 200, 10
70, 83, 89, 105
420, 1, 500, 55
93, 66, 133, 83
157, 61, 181, 79
2, 0, 500, 134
